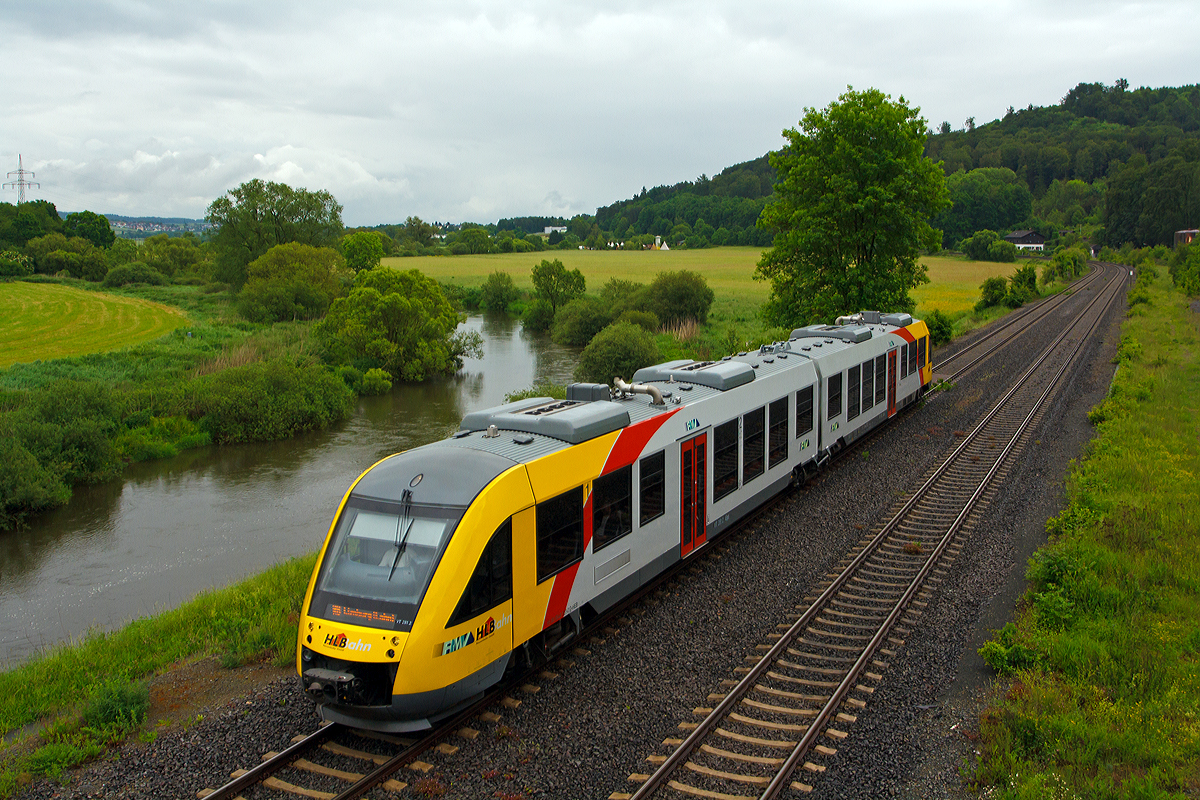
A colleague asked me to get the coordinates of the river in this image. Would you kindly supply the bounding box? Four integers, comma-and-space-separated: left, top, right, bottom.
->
0, 315, 578, 668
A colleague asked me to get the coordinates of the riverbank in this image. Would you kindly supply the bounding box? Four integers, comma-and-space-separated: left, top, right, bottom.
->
0, 277, 355, 530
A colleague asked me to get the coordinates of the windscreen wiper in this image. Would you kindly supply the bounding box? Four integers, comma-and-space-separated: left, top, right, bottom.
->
388, 489, 414, 582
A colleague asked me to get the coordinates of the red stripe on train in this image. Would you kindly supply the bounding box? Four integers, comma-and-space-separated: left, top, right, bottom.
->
542, 409, 680, 628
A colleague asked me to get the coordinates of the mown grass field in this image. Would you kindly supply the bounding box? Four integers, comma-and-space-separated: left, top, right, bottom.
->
0, 282, 187, 368
387, 247, 1034, 320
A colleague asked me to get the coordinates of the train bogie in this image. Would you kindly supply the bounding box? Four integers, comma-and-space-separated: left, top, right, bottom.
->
298, 311, 933, 731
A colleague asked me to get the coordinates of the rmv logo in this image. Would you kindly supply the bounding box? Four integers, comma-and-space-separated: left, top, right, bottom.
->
685, 418, 700, 432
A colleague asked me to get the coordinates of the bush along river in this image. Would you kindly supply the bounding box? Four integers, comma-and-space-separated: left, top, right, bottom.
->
0, 315, 578, 667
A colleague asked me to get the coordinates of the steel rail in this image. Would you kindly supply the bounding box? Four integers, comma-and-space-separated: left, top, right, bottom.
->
201, 722, 343, 800
760, 262, 1126, 798
629, 262, 1125, 800
933, 263, 1106, 380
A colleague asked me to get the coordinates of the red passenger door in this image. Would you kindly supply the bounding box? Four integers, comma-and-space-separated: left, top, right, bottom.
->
887, 349, 898, 418
680, 433, 707, 557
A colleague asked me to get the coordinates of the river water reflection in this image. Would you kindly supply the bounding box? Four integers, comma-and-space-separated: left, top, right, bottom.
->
0, 315, 578, 667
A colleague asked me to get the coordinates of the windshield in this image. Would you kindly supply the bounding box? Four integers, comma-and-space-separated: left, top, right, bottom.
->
310, 497, 462, 630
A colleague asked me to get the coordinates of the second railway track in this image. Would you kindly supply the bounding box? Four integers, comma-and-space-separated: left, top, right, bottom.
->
619, 263, 1127, 800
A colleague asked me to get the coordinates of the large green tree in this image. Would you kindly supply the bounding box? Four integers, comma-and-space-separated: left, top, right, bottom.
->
63, 210, 115, 248
206, 179, 343, 287
531, 258, 585, 313
756, 88, 951, 327
340, 230, 385, 272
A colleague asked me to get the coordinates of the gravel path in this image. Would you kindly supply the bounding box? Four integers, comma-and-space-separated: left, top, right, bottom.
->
19, 287, 1125, 800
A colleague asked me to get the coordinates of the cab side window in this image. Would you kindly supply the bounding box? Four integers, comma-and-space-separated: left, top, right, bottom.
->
536, 488, 584, 582
447, 518, 512, 627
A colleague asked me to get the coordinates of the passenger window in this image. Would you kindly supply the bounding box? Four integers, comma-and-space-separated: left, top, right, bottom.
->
874, 356, 886, 405
909, 339, 919, 375
639, 451, 666, 526
713, 419, 739, 502
796, 385, 814, 437
593, 465, 633, 552
900, 344, 909, 379
828, 373, 843, 418
447, 518, 512, 627
768, 397, 788, 468
536, 488, 584, 583
743, 406, 765, 483
917, 336, 927, 373
861, 360, 875, 411
847, 365, 861, 421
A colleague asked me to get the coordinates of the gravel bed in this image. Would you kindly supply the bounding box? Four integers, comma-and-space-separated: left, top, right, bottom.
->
19, 286, 1125, 800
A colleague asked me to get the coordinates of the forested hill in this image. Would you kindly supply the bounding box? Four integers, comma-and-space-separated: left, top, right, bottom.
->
925, 81, 1200, 247
581, 81, 1199, 252
592, 155, 777, 247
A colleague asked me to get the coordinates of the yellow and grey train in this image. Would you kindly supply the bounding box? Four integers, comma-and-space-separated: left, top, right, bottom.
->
297, 311, 933, 731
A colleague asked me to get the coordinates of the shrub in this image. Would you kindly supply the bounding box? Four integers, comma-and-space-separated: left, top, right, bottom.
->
192, 360, 353, 443
645, 270, 714, 327
0, 422, 72, 529
575, 321, 660, 385
237, 243, 350, 323
102, 261, 167, 288
0, 249, 34, 276
1004, 264, 1039, 307
600, 278, 649, 317
359, 368, 392, 395
480, 270, 520, 313
551, 296, 612, 346
504, 380, 567, 403
315, 267, 481, 382
925, 309, 953, 345
336, 365, 364, 392
986, 239, 1017, 263
619, 309, 659, 331
82, 679, 149, 732
976, 276, 1008, 310
522, 298, 554, 333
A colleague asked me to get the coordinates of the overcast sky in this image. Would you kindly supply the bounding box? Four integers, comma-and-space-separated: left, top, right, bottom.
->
1, 1, 1195, 226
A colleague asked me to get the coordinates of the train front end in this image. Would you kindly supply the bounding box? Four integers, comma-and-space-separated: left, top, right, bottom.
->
296, 445, 521, 732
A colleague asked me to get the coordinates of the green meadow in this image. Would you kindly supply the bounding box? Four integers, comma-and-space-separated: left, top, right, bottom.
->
0, 282, 186, 368
388, 247, 1031, 323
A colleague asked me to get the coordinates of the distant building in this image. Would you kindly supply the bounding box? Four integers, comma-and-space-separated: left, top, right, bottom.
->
1003, 230, 1045, 251
1175, 229, 1198, 247
543, 226, 567, 235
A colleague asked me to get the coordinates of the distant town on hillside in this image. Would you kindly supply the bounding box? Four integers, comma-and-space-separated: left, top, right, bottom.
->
101, 215, 211, 239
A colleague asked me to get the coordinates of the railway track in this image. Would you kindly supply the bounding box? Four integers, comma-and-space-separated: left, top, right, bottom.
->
618, 264, 1126, 799
931, 261, 1109, 382
198, 266, 1124, 800
195, 498, 803, 800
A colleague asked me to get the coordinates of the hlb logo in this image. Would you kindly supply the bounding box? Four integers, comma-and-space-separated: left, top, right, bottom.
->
324, 632, 372, 653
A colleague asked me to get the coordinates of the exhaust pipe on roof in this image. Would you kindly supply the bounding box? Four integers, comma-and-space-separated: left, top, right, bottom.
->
613, 377, 665, 406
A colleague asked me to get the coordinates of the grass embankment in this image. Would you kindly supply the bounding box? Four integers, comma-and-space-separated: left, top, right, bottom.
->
0, 282, 186, 368
973, 269, 1200, 798
0, 554, 316, 794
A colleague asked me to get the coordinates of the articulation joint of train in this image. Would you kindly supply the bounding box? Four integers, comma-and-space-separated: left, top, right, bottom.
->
297, 310, 934, 732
